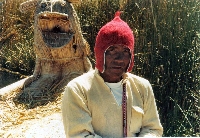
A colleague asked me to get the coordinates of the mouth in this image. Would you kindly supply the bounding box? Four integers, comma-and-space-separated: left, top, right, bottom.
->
112, 66, 123, 70
37, 13, 74, 48
110, 65, 125, 71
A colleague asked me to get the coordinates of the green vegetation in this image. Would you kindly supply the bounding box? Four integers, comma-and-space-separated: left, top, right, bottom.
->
0, 0, 35, 75
0, 0, 199, 136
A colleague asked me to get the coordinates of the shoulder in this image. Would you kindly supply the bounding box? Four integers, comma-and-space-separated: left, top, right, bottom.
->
67, 69, 95, 88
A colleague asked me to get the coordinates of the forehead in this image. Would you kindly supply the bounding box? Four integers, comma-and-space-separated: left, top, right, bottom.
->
107, 44, 130, 50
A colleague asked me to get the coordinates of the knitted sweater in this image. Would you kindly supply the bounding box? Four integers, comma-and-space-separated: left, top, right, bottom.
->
61, 69, 163, 137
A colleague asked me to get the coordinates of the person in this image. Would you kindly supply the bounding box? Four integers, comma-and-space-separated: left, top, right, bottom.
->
61, 11, 163, 137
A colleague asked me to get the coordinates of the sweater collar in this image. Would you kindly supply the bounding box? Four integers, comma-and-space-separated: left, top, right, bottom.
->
95, 67, 129, 84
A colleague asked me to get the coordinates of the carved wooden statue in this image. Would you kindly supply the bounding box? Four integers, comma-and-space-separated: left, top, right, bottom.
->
0, 0, 92, 107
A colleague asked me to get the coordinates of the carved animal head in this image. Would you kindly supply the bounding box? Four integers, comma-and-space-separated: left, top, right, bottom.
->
20, 0, 90, 60
36, 1, 74, 48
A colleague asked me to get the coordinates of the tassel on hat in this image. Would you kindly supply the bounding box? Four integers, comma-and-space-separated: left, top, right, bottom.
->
94, 11, 135, 73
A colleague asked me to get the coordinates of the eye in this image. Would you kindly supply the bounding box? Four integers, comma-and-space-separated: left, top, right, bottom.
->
122, 48, 130, 57
106, 47, 117, 56
107, 46, 115, 52
124, 48, 130, 53
61, 1, 66, 6
41, 3, 47, 9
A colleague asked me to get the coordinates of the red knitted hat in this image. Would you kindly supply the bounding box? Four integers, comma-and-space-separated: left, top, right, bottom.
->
94, 11, 134, 73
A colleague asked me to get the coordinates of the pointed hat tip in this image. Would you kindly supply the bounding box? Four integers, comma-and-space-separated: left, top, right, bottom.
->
115, 11, 121, 17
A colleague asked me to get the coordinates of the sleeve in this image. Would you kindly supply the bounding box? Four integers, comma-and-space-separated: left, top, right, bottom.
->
61, 84, 102, 138
138, 80, 163, 137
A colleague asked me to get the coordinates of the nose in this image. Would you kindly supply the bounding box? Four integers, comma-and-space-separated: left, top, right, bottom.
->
113, 54, 125, 67
114, 52, 123, 59
114, 52, 129, 60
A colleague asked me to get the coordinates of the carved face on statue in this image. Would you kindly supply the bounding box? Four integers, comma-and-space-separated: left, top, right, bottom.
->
36, 0, 75, 48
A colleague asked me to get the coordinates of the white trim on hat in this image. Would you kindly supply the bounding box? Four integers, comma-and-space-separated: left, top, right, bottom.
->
102, 45, 132, 73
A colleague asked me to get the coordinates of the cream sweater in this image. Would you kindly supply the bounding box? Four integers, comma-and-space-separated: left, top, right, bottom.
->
61, 69, 163, 137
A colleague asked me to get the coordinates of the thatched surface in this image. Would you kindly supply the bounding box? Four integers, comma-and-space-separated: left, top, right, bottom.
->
0, 91, 65, 138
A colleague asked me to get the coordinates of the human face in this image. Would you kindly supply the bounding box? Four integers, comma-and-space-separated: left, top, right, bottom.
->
100, 44, 131, 83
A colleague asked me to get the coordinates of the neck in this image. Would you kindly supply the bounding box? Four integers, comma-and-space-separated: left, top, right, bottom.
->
99, 72, 123, 83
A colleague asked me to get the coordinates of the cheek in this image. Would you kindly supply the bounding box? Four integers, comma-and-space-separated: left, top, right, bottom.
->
126, 58, 131, 64
124, 59, 131, 66
104, 58, 112, 68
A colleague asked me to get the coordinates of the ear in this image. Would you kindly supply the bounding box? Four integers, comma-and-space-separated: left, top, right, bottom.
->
19, 0, 38, 13
67, 0, 82, 4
